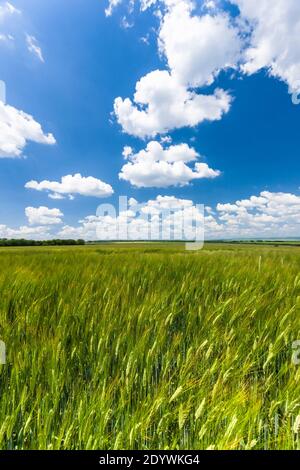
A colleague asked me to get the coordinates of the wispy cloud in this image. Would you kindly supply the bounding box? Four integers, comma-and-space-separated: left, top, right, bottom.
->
26, 34, 44, 63
0, 32, 13, 41
0, 2, 20, 21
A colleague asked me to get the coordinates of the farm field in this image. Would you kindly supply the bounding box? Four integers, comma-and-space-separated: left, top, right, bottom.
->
0, 243, 300, 450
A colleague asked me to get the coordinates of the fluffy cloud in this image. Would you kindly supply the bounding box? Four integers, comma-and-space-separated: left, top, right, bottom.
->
0, 224, 51, 239
25, 173, 114, 199
0, 6, 53, 159
114, 70, 231, 137
0, 205, 62, 239
110, 0, 300, 137
110, 3, 235, 138
2, 190, 300, 241
231, 0, 300, 93
112, 1, 240, 137
206, 191, 300, 238
58, 190, 300, 241
119, 141, 220, 187
0, 101, 56, 158
59, 195, 204, 241
26, 34, 44, 63
25, 206, 63, 225
158, 1, 241, 87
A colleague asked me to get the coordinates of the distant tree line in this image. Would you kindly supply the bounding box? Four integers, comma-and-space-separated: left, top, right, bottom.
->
0, 239, 85, 247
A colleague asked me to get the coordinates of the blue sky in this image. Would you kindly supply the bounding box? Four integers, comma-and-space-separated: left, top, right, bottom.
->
0, 0, 300, 239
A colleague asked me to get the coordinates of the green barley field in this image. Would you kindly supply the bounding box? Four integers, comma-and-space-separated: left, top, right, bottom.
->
0, 243, 300, 450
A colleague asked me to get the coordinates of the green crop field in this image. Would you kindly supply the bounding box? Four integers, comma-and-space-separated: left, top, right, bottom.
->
0, 243, 300, 450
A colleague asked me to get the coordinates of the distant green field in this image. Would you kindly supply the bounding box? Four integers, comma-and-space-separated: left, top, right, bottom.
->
0, 243, 300, 449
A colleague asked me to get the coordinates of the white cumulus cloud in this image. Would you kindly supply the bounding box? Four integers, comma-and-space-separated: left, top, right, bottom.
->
119, 141, 220, 187
206, 191, 300, 239
0, 101, 56, 158
25, 206, 63, 225
0, 224, 51, 239
112, 1, 240, 138
25, 173, 114, 199
58, 195, 204, 241
109, 0, 300, 135
58, 190, 300, 241
231, 0, 300, 93
158, 1, 241, 87
114, 70, 231, 138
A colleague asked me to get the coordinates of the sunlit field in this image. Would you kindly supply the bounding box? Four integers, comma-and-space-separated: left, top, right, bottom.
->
0, 243, 300, 450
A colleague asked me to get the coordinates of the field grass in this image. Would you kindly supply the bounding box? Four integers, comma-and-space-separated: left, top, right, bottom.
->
0, 243, 300, 450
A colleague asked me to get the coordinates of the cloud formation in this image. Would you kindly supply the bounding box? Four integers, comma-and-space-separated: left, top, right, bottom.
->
55, 190, 300, 241
25, 206, 63, 225
111, 0, 300, 131
114, 70, 231, 138
0, 2, 20, 21
206, 191, 300, 239
105, 0, 122, 17
119, 141, 220, 187
59, 195, 204, 241
25, 173, 114, 199
0, 101, 55, 158
231, 0, 300, 93
0, 224, 51, 239
26, 34, 44, 63
112, 1, 238, 137
0, 2, 20, 44
158, 1, 241, 88
0, 32, 13, 41
3, 189, 300, 241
